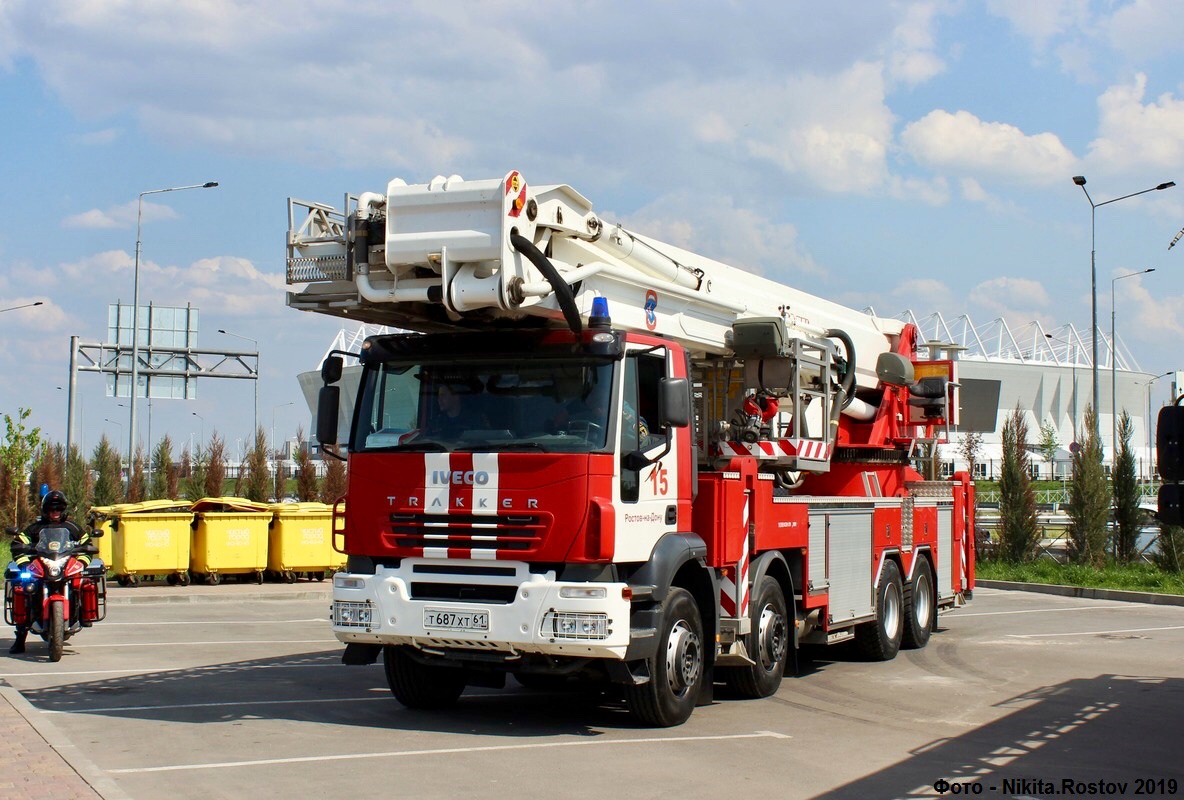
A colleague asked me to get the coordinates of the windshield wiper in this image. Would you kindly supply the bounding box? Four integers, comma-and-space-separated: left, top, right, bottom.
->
458, 442, 549, 452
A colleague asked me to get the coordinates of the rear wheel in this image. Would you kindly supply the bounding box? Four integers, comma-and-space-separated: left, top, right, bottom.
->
625, 588, 704, 727
384, 645, 466, 709
856, 560, 903, 661
902, 559, 935, 650
48, 599, 64, 662
722, 575, 789, 698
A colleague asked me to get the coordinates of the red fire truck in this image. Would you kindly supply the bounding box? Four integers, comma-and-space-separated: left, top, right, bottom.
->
286, 171, 974, 726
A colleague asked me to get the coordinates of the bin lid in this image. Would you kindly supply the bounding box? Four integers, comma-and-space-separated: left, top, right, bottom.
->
268, 502, 332, 514
191, 497, 272, 514
118, 499, 193, 514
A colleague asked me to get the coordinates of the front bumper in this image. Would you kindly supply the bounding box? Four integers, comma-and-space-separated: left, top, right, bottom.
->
330, 559, 632, 660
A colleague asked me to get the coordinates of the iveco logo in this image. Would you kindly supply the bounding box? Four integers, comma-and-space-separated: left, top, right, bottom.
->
431, 470, 491, 486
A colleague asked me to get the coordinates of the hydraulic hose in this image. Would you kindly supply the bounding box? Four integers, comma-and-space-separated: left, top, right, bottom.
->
825, 328, 857, 409
510, 232, 583, 335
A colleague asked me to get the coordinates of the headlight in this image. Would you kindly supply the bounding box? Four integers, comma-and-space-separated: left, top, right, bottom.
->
541, 611, 609, 640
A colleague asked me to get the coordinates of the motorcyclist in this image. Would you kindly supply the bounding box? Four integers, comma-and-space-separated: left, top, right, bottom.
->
8, 490, 95, 654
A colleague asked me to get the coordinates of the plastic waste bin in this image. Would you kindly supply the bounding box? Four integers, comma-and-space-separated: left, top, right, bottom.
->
87, 505, 116, 569
190, 498, 271, 585
93, 500, 194, 586
267, 502, 345, 582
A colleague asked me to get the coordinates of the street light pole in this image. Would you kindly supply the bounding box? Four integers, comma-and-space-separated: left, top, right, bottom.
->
1111, 268, 1155, 455
271, 402, 295, 451
128, 181, 218, 491
0, 301, 43, 314
1146, 371, 1172, 480
218, 328, 259, 438
192, 412, 204, 446
1071, 176, 1174, 445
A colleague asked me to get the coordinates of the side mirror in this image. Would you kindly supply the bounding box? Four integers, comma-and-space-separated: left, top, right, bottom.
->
659, 377, 691, 428
4, 526, 18, 538
317, 385, 341, 445
1158, 406, 1184, 483
1158, 483, 1183, 527
321, 355, 344, 385
89, 528, 105, 539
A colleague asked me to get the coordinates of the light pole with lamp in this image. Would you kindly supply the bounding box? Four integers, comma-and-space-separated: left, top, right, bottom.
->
128, 181, 219, 491
271, 402, 295, 452
192, 412, 204, 452
1145, 371, 1173, 480
218, 328, 259, 438
1111, 268, 1155, 454
0, 301, 43, 314
1072, 176, 1174, 437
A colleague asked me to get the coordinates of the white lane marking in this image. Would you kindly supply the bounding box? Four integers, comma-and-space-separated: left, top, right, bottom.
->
46, 695, 386, 714
0, 663, 342, 679
100, 619, 328, 626
958, 605, 1137, 617
1009, 624, 1184, 639
78, 639, 337, 648
109, 731, 792, 773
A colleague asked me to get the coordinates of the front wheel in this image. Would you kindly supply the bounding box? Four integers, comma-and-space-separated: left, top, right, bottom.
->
856, 559, 903, 661
48, 598, 64, 662
384, 645, 466, 709
722, 575, 790, 698
625, 588, 705, 727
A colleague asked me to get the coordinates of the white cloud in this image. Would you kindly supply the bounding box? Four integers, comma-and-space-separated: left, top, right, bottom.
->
891, 278, 953, 310
970, 276, 1052, 329
1105, 0, 1182, 61
1087, 73, 1184, 171
985, 0, 1089, 44
62, 200, 178, 230
624, 191, 822, 279
886, 1, 946, 86
900, 110, 1077, 183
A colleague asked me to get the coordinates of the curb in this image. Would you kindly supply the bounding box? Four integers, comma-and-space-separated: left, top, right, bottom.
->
0, 680, 132, 800
977, 579, 1184, 607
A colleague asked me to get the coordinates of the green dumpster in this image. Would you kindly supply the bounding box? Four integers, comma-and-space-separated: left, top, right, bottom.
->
190, 498, 271, 585
94, 500, 194, 587
266, 502, 345, 582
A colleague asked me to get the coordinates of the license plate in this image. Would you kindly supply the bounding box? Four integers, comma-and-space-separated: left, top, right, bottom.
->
423, 608, 489, 632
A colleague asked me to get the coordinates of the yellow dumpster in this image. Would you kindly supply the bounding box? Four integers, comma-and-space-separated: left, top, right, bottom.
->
267, 502, 346, 582
86, 505, 115, 570
95, 500, 194, 587
190, 498, 271, 585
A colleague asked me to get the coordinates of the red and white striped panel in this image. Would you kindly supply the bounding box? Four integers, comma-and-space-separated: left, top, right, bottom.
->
718, 439, 832, 461
420, 452, 502, 561
718, 492, 751, 619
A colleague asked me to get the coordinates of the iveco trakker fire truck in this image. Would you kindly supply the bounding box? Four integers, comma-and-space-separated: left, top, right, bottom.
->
286, 171, 974, 727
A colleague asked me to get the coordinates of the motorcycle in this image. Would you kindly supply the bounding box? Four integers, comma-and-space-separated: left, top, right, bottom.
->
4, 526, 106, 661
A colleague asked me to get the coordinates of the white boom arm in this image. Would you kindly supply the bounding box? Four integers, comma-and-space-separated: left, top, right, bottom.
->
287, 171, 904, 393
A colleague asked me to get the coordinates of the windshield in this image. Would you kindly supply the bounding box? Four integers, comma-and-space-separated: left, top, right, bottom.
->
351, 356, 615, 454
34, 526, 74, 556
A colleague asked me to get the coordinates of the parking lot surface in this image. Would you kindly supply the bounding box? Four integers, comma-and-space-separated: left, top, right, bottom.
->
2, 584, 1183, 799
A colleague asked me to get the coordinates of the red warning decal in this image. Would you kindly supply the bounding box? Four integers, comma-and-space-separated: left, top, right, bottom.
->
506, 171, 527, 218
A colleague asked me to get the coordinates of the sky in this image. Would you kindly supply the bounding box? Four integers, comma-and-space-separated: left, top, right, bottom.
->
1, 0, 1183, 462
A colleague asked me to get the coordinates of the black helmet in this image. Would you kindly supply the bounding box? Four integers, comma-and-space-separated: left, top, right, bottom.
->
42, 490, 68, 517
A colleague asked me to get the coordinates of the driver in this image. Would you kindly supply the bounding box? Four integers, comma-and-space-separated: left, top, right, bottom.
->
8, 490, 95, 654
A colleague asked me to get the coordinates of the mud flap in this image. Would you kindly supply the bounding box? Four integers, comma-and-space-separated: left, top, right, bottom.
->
342, 642, 382, 665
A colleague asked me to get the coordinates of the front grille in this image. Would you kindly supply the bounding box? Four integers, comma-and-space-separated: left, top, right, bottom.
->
409, 582, 518, 604
386, 512, 549, 553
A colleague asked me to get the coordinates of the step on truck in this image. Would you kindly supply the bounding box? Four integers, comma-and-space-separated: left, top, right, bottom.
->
286, 171, 975, 726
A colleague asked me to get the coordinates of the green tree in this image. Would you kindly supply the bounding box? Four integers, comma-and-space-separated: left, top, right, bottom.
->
998, 405, 1039, 562
0, 408, 43, 526
149, 436, 176, 500
1037, 420, 1060, 478
1111, 411, 1142, 563
1155, 525, 1184, 573
294, 429, 319, 502
1066, 406, 1109, 567
91, 435, 124, 508
184, 445, 209, 502
63, 444, 92, 521
127, 445, 148, 503
241, 427, 271, 503
957, 431, 983, 478
320, 456, 347, 504
205, 432, 227, 498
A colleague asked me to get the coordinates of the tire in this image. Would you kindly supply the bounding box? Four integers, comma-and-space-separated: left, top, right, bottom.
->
722, 575, 790, 698
48, 598, 64, 662
902, 558, 935, 650
178, 571, 191, 587
625, 588, 705, 727
283, 571, 296, 584
383, 645, 466, 709
255, 571, 265, 585
856, 560, 903, 661
207, 572, 221, 586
